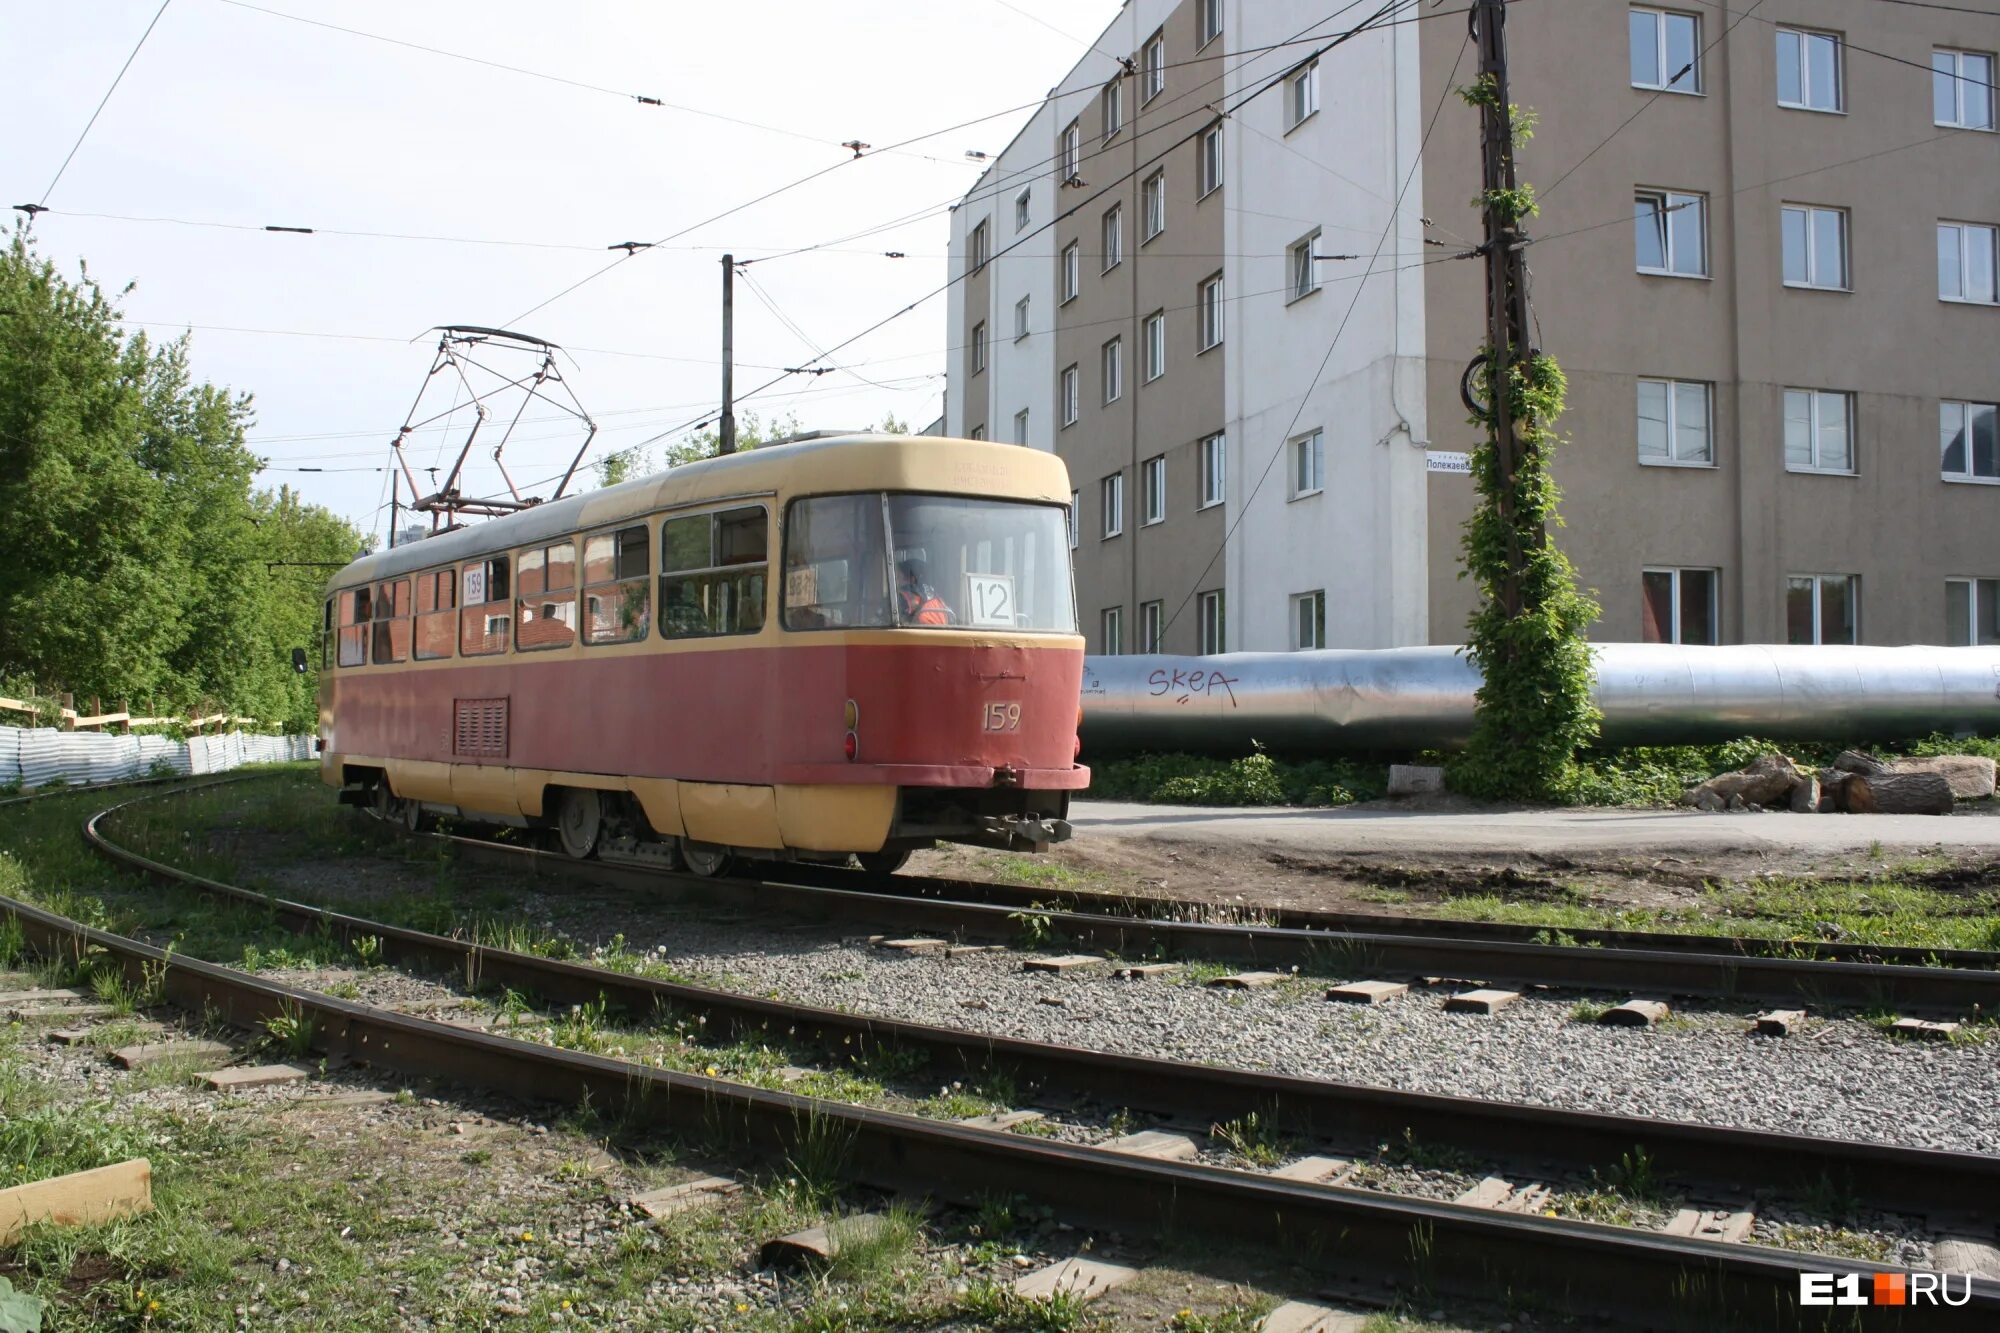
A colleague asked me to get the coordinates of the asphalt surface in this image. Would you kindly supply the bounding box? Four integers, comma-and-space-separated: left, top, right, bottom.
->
1069, 799, 2000, 858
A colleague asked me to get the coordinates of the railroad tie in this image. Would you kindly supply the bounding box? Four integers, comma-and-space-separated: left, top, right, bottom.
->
1259, 1300, 1373, 1332
1206, 971, 1287, 990
1753, 1009, 1806, 1037
1112, 962, 1183, 980
202, 1064, 311, 1091
1442, 988, 1519, 1015
1268, 1156, 1353, 1185
50, 1020, 163, 1045
1023, 954, 1108, 973
628, 1175, 741, 1221
1011, 1256, 1139, 1303
1324, 980, 1408, 1005
1664, 1206, 1756, 1245
954, 1110, 1045, 1132
1935, 1236, 2000, 1281
110, 1039, 234, 1070
760, 1212, 891, 1268
1889, 1018, 1959, 1042
1600, 999, 1672, 1028
878, 938, 950, 955
1102, 1129, 1202, 1160
11, 1003, 120, 1022
0, 987, 91, 1006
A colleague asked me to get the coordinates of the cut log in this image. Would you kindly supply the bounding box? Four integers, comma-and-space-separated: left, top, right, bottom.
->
1886, 755, 1996, 801
1787, 775, 1820, 812
1844, 771, 1954, 816
1833, 749, 1889, 776
1815, 769, 1850, 813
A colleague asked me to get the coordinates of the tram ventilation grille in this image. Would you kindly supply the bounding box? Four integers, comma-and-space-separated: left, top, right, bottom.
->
453, 697, 509, 758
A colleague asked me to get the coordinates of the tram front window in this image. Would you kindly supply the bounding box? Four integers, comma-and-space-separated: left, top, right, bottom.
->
782, 493, 1076, 633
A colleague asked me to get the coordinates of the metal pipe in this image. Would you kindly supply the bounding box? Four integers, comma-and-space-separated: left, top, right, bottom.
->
1079, 643, 2000, 754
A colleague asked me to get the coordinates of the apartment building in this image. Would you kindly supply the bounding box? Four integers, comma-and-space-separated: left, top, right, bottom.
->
946, 0, 2000, 653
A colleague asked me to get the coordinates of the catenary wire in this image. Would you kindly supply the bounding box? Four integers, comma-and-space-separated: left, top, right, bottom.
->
36, 0, 174, 206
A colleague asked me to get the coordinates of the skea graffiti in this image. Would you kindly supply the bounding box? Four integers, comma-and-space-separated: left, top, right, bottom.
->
1147, 667, 1240, 706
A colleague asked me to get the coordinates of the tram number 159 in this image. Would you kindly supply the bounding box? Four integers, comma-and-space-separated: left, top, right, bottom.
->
983, 702, 1023, 732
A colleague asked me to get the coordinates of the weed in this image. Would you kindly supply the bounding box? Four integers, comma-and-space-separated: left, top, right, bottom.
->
1210, 1111, 1286, 1168
351, 934, 383, 967
1800, 1172, 1860, 1225
1568, 999, 1613, 1024
1169, 1303, 1275, 1332
825, 1200, 924, 1282
1604, 1146, 1661, 1201
1009, 907, 1056, 949
953, 1280, 1103, 1331
1385, 1128, 1478, 1174
460, 1149, 493, 1166
780, 1108, 855, 1209
262, 999, 316, 1059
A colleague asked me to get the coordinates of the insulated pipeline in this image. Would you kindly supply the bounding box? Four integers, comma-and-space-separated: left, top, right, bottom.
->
1078, 643, 2000, 754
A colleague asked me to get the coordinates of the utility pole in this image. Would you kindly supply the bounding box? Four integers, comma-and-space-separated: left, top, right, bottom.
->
719, 253, 737, 455
389, 470, 399, 548
1473, 0, 1534, 615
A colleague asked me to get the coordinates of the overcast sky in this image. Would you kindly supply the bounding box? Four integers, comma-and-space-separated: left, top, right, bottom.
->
6, 0, 1124, 541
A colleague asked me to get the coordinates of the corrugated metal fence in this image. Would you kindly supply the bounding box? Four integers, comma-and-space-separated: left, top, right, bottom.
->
0, 727, 314, 790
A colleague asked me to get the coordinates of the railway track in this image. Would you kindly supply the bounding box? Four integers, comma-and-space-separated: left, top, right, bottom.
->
8, 780, 1988, 1325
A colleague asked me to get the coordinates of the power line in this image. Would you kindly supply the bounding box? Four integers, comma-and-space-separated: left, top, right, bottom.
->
1675, 0, 2000, 90
34, 0, 173, 207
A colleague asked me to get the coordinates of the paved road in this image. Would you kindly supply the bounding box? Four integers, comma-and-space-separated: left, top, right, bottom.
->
1069, 799, 2000, 859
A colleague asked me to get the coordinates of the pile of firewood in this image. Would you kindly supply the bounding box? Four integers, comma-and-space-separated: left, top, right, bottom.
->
1682, 749, 1997, 815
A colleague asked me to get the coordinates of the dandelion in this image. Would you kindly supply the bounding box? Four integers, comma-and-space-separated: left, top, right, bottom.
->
519, 1229, 535, 1242
148, 1302, 161, 1314
736, 1304, 749, 1314
705, 1065, 719, 1076
561, 1300, 572, 1310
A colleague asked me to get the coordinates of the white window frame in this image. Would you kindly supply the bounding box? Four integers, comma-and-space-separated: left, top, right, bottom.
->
1014, 408, 1030, 446
1068, 490, 1079, 549
1141, 171, 1166, 242
1938, 222, 1999, 304
1061, 242, 1080, 303
1941, 399, 2000, 483
1934, 49, 1996, 131
968, 219, 989, 274
1946, 577, 2000, 646
1198, 589, 1225, 655
1636, 378, 1714, 467
1101, 204, 1122, 272
1630, 7, 1703, 94
1286, 59, 1320, 130
1102, 472, 1124, 539
1142, 310, 1165, 383
1015, 188, 1031, 233
1291, 590, 1326, 651
968, 424, 985, 441
1101, 605, 1124, 655
1776, 27, 1844, 114
1102, 337, 1123, 404
1289, 428, 1325, 498
1014, 294, 1031, 342
1102, 77, 1122, 142
1288, 229, 1321, 302
970, 321, 986, 375
1783, 388, 1855, 475
1782, 204, 1849, 291
1198, 272, 1223, 351
1140, 599, 1163, 653
1060, 120, 1081, 183
1635, 190, 1707, 277
1142, 32, 1165, 102
1199, 432, 1225, 508
1141, 455, 1166, 525
1198, 0, 1221, 49
1198, 122, 1223, 198
1060, 364, 1079, 428
1642, 566, 1719, 645
1787, 573, 1859, 645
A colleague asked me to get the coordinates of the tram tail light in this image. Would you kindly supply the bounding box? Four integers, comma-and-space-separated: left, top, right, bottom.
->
844, 699, 859, 761
843, 730, 858, 761
844, 699, 860, 729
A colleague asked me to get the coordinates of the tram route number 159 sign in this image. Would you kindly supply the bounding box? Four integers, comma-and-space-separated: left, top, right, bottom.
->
965, 573, 1016, 627
462, 566, 486, 605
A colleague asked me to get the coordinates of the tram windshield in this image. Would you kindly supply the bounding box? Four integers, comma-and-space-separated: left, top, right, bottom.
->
782, 492, 1077, 633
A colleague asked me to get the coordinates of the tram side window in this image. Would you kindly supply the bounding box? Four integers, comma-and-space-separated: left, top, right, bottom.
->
516, 541, 578, 651
337, 588, 369, 667
782, 494, 891, 630
370, 578, 411, 665
659, 506, 768, 638
414, 568, 458, 660
583, 525, 651, 644
459, 557, 512, 656
321, 598, 333, 670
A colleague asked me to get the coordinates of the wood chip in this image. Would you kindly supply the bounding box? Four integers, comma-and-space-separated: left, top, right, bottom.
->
1011, 1256, 1138, 1302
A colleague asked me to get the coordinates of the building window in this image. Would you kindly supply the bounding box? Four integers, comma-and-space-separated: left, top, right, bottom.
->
1292, 590, 1326, 651
1015, 187, 1031, 232
1140, 599, 1163, 652
970, 321, 986, 375
1014, 294, 1031, 341
1286, 59, 1320, 129
1142, 31, 1165, 102
1199, 0, 1222, 47
1784, 389, 1854, 474
1061, 242, 1080, 302
1102, 77, 1122, 141
1198, 121, 1223, 197
968, 219, 989, 273
1101, 204, 1122, 271
1199, 432, 1226, 507
1941, 400, 1999, 481
1630, 8, 1701, 93
968, 424, 985, 440
1101, 605, 1124, 655
1947, 578, 2000, 646
1777, 28, 1844, 113
1787, 574, 1858, 645
1934, 49, 1996, 130
1014, 408, 1030, 445
1068, 489, 1079, 549
1637, 378, 1713, 465
1288, 230, 1321, 301
1641, 568, 1718, 644
1198, 589, 1225, 654
1290, 429, 1325, 497
1141, 171, 1165, 242
1102, 337, 1123, 404
1198, 272, 1223, 350
1060, 119, 1080, 183
1102, 472, 1124, 539
1782, 205, 1848, 290
1142, 310, 1165, 382
1141, 454, 1166, 524
1635, 190, 1706, 276
1938, 222, 1999, 304
1060, 364, 1079, 427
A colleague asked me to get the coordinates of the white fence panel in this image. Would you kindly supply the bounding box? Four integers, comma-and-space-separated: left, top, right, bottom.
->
1, 726, 310, 790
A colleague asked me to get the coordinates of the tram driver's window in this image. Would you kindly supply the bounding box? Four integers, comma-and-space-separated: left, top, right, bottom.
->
782, 494, 891, 630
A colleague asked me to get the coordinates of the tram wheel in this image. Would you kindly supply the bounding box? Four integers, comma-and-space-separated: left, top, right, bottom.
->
680, 840, 732, 878
402, 797, 425, 833
556, 788, 602, 860
855, 849, 911, 876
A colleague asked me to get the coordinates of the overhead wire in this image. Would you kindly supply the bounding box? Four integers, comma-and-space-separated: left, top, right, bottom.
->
34, 0, 174, 207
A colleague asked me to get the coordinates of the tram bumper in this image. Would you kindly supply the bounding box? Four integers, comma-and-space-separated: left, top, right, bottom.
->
989, 813, 1073, 853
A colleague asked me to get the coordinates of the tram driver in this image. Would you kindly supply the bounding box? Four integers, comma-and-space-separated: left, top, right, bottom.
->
896, 559, 955, 626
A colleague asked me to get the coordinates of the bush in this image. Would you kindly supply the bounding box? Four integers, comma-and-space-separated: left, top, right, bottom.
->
1087, 750, 1386, 808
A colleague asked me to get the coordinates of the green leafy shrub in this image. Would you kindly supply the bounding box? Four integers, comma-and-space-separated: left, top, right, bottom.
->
1088, 749, 1386, 807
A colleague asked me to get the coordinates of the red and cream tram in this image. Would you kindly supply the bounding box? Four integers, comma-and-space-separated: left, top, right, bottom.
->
319, 434, 1087, 874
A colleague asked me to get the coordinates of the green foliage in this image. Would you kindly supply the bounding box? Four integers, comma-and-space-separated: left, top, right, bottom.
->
0, 227, 359, 730
0, 1276, 46, 1333
1088, 749, 1385, 807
